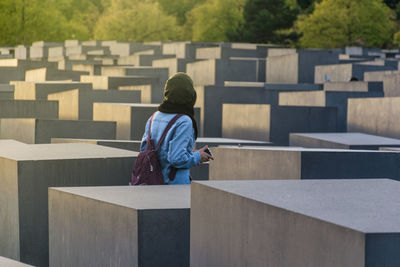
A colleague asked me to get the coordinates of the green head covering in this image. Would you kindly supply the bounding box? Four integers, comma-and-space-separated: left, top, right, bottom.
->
158, 72, 198, 139
163, 72, 197, 106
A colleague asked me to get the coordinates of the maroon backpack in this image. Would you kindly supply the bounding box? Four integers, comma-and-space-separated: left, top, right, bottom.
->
130, 113, 183, 185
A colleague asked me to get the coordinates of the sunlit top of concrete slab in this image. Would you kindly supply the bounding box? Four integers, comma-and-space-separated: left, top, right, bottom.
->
292, 133, 400, 146
0, 256, 34, 267
195, 179, 400, 233
99, 103, 158, 108
218, 145, 400, 153
51, 185, 190, 210
0, 143, 137, 161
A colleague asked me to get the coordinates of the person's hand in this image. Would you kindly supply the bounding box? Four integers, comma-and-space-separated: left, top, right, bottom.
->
197, 145, 214, 163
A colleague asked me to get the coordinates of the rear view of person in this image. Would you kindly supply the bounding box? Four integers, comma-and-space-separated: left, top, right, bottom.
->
133, 72, 213, 185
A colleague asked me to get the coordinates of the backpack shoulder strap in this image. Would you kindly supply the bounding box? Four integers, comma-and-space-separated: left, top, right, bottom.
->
155, 114, 184, 150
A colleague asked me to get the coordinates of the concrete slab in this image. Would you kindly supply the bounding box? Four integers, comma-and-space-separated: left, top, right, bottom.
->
267, 50, 340, 83
379, 147, 400, 151
0, 257, 34, 267
25, 67, 88, 82
49, 185, 190, 267
0, 59, 57, 83
290, 133, 400, 150
208, 146, 400, 180
187, 58, 262, 86
51, 138, 142, 151
152, 58, 193, 77
191, 179, 400, 267
0, 84, 14, 99
0, 118, 116, 144
0, 143, 137, 267
11, 81, 92, 100
314, 63, 395, 83
93, 103, 200, 140
47, 88, 141, 120
347, 97, 400, 139
101, 66, 169, 85
278, 88, 383, 131
0, 100, 58, 119
222, 104, 337, 145
80, 75, 163, 103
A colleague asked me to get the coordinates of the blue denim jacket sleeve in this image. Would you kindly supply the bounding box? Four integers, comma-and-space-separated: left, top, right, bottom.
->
168, 119, 201, 168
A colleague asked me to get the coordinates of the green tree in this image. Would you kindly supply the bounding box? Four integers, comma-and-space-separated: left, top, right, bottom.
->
155, 0, 204, 25
94, 0, 181, 41
0, 0, 79, 45
230, 0, 298, 43
297, 0, 395, 48
190, 0, 245, 41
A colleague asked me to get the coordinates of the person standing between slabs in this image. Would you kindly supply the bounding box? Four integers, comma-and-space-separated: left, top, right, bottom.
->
140, 72, 213, 184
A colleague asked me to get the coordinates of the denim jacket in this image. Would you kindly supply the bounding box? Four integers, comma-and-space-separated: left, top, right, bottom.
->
140, 111, 201, 184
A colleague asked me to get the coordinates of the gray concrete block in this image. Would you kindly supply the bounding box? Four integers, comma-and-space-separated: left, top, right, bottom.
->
0, 256, 35, 267
0, 84, 14, 99
187, 58, 262, 86
81, 75, 163, 103
47, 88, 141, 120
0, 59, 58, 83
222, 104, 337, 145
208, 146, 400, 181
267, 50, 340, 83
347, 97, 400, 139
0, 119, 116, 144
0, 143, 137, 267
49, 185, 190, 267
101, 66, 169, 85
25, 68, 88, 82
152, 58, 193, 77
195, 85, 281, 137
0, 100, 58, 119
191, 179, 400, 267
190, 163, 209, 181
290, 133, 400, 150
380, 147, 400, 151
279, 84, 383, 131
93, 103, 200, 140
162, 42, 218, 59
315, 63, 395, 83
11, 81, 92, 100
51, 138, 142, 152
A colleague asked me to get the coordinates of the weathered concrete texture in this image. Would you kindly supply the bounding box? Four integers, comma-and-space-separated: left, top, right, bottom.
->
49, 185, 190, 267
187, 58, 264, 86
196, 43, 268, 60
191, 163, 209, 181
81, 75, 163, 103
25, 67, 88, 82
347, 97, 400, 139
11, 81, 92, 100
222, 104, 337, 145
0, 118, 116, 144
195, 85, 281, 137
290, 133, 400, 150
0, 84, 15, 99
191, 179, 400, 267
0, 256, 35, 267
93, 103, 200, 140
0, 143, 137, 267
380, 147, 400, 151
0, 59, 57, 83
264, 83, 323, 91
267, 50, 340, 83
208, 146, 400, 180
278, 84, 383, 131
163, 42, 218, 59
101, 66, 169, 85
47, 88, 141, 120
194, 137, 270, 149
107, 42, 161, 57
314, 63, 395, 83
0, 100, 58, 119
51, 138, 142, 151
152, 58, 194, 77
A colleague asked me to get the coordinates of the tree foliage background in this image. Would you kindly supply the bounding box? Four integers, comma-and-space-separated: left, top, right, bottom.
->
0, 0, 399, 48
